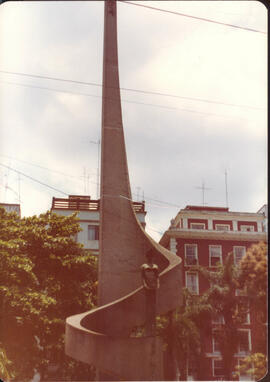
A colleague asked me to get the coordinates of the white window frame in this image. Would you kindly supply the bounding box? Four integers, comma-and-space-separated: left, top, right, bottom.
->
240, 302, 250, 325
212, 359, 225, 378
212, 313, 225, 324
190, 222, 206, 230
235, 287, 248, 296
209, 245, 222, 267
185, 244, 198, 266
233, 246, 246, 265
212, 329, 221, 354
185, 271, 199, 295
237, 358, 253, 381
187, 357, 197, 381
237, 329, 251, 355
215, 224, 230, 231
240, 225, 255, 232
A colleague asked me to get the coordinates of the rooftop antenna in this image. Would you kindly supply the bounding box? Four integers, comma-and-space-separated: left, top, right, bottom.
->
136, 186, 141, 201
195, 180, 212, 206
18, 173, 21, 204
90, 139, 101, 199
83, 167, 86, 194
225, 169, 229, 207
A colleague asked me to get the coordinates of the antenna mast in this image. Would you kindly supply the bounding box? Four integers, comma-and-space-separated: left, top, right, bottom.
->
195, 180, 211, 206
90, 139, 100, 199
225, 169, 229, 207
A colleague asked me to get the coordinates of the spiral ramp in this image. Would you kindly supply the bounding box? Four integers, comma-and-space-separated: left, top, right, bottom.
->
65, 1, 182, 380
65, 211, 182, 381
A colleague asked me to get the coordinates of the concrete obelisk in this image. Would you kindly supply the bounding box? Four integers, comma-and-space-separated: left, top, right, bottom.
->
98, 0, 147, 306
65, 2, 182, 380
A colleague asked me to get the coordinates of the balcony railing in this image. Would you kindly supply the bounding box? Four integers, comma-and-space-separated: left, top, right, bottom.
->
169, 227, 264, 234
51, 197, 145, 213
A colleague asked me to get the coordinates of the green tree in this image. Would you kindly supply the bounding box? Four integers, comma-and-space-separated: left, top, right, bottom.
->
239, 241, 267, 322
235, 353, 267, 380
157, 288, 212, 381
196, 253, 249, 381
0, 344, 14, 381
0, 207, 97, 381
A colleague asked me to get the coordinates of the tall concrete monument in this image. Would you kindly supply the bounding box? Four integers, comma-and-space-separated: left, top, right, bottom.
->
65, 1, 182, 380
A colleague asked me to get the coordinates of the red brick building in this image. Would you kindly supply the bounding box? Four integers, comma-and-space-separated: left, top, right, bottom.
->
160, 205, 267, 381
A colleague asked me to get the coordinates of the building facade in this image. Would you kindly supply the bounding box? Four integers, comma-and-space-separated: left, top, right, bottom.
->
160, 205, 267, 381
51, 195, 146, 255
0, 202, 21, 217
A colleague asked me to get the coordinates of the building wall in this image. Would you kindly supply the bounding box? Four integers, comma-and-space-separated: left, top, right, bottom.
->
0, 203, 21, 217
160, 205, 267, 381
51, 196, 146, 255
177, 238, 261, 295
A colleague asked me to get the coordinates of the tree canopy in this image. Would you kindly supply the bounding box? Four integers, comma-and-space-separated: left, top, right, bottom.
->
235, 352, 267, 380
0, 207, 97, 381
194, 253, 252, 380
239, 241, 267, 322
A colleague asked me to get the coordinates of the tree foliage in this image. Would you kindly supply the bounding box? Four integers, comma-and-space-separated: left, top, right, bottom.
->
235, 352, 267, 380
0, 207, 97, 381
239, 241, 267, 322
157, 288, 212, 381
195, 253, 250, 380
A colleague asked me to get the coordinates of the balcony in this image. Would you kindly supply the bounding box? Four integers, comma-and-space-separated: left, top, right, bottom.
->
51, 196, 145, 213
166, 226, 266, 241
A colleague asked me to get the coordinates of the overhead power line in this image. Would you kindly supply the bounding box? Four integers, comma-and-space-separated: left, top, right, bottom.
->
0, 154, 88, 180
0, 70, 264, 111
0, 158, 181, 210
0, 163, 69, 196
120, 1, 267, 34
0, 80, 258, 120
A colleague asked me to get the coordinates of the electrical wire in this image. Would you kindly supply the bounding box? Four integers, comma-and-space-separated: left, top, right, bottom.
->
0, 160, 181, 209
0, 163, 169, 236
0, 70, 264, 111
0, 154, 91, 180
119, 1, 267, 34
0, 80, 249, 120
0, 163, 69, 196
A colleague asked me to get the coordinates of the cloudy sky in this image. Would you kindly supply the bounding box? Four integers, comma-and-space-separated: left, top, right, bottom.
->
0, 1, 267, 241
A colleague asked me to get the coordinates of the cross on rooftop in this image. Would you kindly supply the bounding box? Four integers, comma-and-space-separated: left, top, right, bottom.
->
195, 180, 212, 206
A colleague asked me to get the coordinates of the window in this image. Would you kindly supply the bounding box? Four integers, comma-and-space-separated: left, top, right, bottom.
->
235, 301, 250, 324
215, 224, 230, 231
185, 244, 198, 265
233, 246, 246, 265
190, 223, 205, 230
213, 359, 225, 378
240, 225, 255, 232
238, 330, 251, 354
237, 359, 253, 381
88, 225, 99, 240
212, 330, 221, 353
186, 272, 199, 294
188, 357, 197, 380
209, 245, 222, 266
235, 287, 247, 296
212, 313, 224, 324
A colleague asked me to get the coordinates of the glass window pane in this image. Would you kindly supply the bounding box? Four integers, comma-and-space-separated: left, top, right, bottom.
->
186, 272, 198, 294
185, 245, 198, 265
88, 225, 99, 240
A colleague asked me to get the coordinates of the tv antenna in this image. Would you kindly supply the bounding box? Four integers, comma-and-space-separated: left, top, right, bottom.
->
90, 139, 100, 199
225, 169, 229, 207
195, 180, 212, 206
